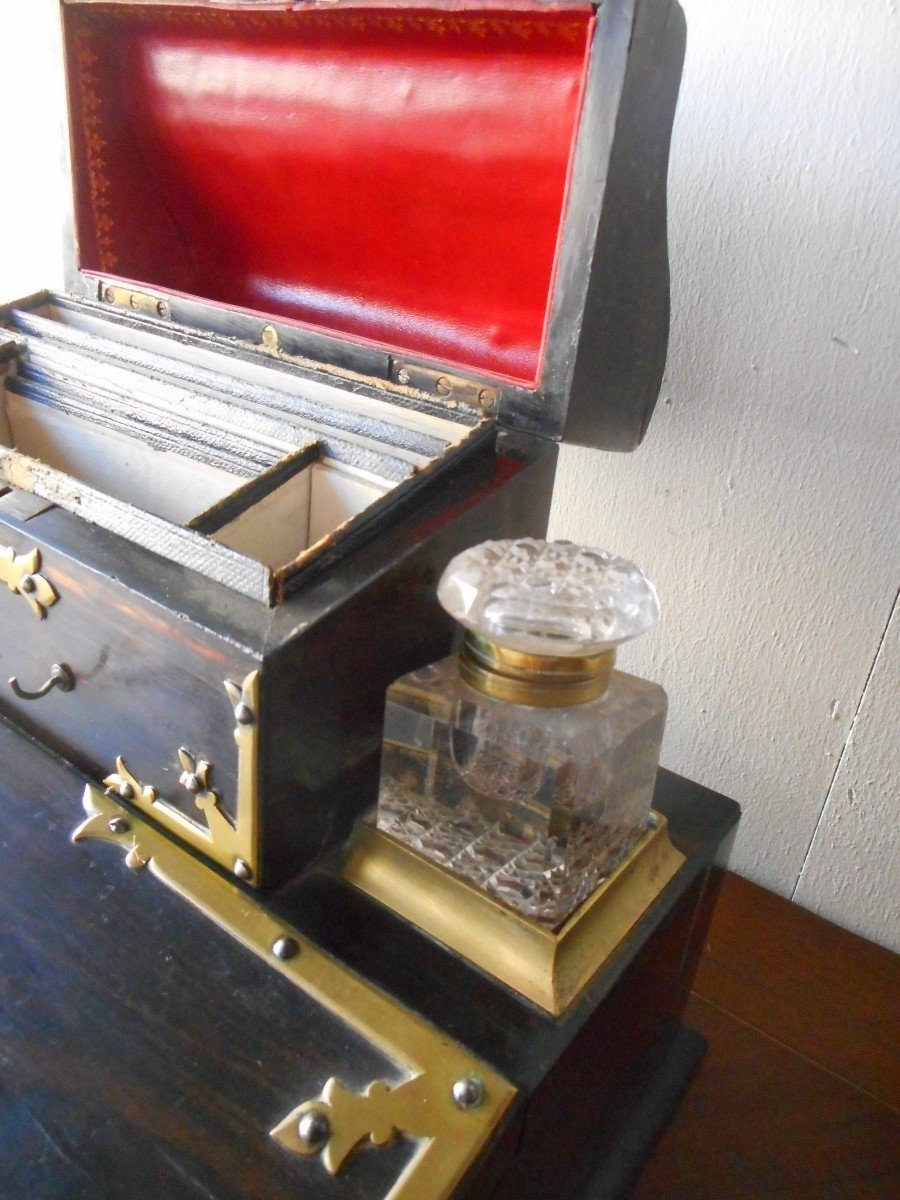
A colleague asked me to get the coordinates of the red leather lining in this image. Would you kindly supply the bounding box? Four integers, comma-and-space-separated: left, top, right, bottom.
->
65, 5, 593, 387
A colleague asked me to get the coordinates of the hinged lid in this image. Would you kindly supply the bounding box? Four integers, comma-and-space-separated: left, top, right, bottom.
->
59, 0, 685, 451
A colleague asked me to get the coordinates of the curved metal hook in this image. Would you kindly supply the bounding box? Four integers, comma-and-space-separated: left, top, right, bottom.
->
9, 662, 75, 702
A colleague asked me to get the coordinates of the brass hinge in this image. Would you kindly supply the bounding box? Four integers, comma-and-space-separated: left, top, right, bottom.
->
390, 360, 498, 414
98, 282, 172, 320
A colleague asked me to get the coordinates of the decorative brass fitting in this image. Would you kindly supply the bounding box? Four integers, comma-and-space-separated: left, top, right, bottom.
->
100, 672, 260, 884
72, 784, 516, 1198
0, 543, 58, 620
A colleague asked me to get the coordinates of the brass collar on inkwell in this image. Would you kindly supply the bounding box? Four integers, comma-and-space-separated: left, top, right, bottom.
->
458, 633, 615, 708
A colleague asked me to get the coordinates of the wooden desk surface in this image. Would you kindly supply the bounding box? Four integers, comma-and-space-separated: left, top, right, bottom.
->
631, 874, 900, 1199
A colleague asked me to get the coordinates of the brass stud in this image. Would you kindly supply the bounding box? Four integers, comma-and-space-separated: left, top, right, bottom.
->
261, 325, 280, 352
397, 367, 412, 386
233, 858, 253, 882
117, 780, 135, 801
272, 935, 300, 962
18, 575, 36, 594
234, 703, 255, 727
297, 1110, 331, 1151
108, 816, 131, 835
182, 773, 201, 795
452, 1076, 486, 1110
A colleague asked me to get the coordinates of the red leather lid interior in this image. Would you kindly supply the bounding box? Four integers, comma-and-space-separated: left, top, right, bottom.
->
64, 3, 593, 388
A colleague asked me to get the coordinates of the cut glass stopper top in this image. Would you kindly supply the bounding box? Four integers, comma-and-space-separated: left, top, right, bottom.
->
437, 539, 660, 656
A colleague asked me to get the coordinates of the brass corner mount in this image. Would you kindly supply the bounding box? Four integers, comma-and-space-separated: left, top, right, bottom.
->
71, 784, 516, 1200
100, 671, 260, 884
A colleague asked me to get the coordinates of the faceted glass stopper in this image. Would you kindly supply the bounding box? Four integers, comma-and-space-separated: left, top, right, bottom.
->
437, 539, 659, 656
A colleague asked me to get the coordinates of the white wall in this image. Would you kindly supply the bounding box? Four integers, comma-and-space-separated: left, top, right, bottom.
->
553, 0, 900, 950
0, 1, 67, 297
0, 0, 897, 948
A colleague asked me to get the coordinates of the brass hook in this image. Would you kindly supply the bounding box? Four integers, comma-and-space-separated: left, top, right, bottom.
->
9, 663, 75, 702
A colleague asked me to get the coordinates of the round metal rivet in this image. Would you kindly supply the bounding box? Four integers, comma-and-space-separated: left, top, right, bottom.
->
234, 703, 255, 726
397, 368, 411, 386
108, 816, 130, 835
18, 575, 36, 594
182, 773, 201, 795
297, 1110, 331, 1151
156, 300, 170, 318
233, 859, 253, 882
272, 935, 300, 962
452, 1076, 486, 1111
117, 781, 135, 801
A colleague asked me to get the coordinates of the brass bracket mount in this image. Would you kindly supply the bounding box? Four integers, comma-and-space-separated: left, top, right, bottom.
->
102, 672, 260, 884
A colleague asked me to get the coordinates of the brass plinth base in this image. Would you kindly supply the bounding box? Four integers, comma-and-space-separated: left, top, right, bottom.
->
341, 814, 686, 1017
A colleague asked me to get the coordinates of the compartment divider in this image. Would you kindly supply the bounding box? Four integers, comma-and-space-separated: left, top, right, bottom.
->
189, 443, 322, 536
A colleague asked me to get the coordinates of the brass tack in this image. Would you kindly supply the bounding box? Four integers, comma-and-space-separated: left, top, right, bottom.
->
452, 1076, 486, 1110
297, 1110, 330, 1150
272, 936, 300, 962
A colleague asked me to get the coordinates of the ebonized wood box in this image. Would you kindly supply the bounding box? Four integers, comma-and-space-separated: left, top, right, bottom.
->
0, 0, 686, 892
0, 5, 741, 1197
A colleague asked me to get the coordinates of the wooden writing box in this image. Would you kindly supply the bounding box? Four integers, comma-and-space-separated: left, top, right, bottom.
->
0, 0, 684, 892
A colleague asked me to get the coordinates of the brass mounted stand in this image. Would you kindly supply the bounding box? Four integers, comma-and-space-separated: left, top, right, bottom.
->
342, 814, 686, 1017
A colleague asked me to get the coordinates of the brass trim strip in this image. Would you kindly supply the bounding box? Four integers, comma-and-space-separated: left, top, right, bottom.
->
104, 672, 260, 884
72, 787, 517, 1200
0, 543, 58, 620
342, 815, 686, 1017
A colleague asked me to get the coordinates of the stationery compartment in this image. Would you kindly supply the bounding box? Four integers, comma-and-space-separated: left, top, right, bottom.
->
0, 298, 475, 602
